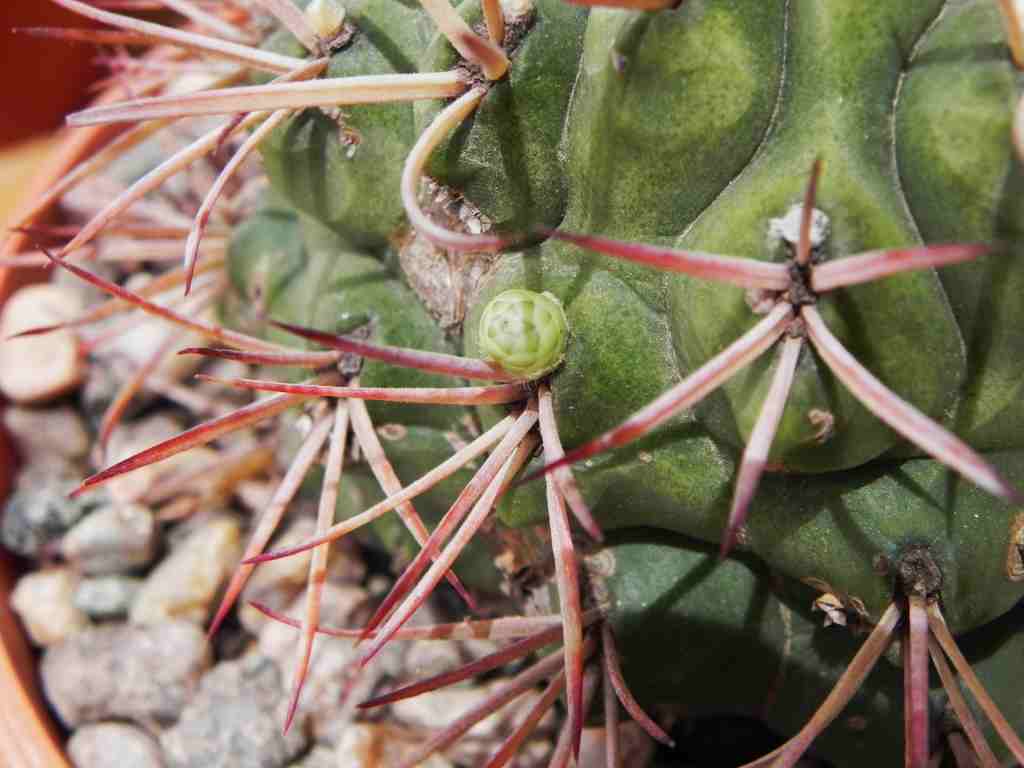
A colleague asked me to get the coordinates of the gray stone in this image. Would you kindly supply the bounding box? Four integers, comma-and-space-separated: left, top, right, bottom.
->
10, 568, 91, 646
308, 638, 406, 746
41, 620, 209, 727
160, 654, 309, 768
74, 576, 143, 619
67, 722, 164, 768
80, 363, 125, 432
393, 678, 558, 766
1, 480, 105, 558
62, 504, 158, 575
404, 635, 463, 686
258, 584, 370, 668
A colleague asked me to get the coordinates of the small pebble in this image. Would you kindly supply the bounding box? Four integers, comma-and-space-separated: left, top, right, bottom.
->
80, 363, 124, 431
103, 415, 186, 504
98, 303, 205, 383
577, 722, 657, 767
285, 745, 335, 768
258, 583, 370, 667
160, 654, 309, 768
62, 504, 157, 575
10, 568, 90, 646
238, 518, 318, 634
4, 405, 90, 467
0, 283, 85, 404
310, 636, 406, 745
391, 686, 505, 737
74, 575, 143, 619
404, 633, 463, 684
258, 583, 373, 738
396, 677, 558, 767
1, 480, 104, 558
41, 620, 209, 727
398, 602, 467, 682
67, 722, 163, 768
195, 358, 253, 404
334, 723, 453, 768
237, 518, 366, 635
130, 514, 241, 625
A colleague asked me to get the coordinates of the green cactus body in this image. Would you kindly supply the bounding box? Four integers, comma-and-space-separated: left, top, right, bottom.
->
221, 0, 1024, 714
462, 0, 1024, 633
259, 0, 436, 251
602, 534, 907, 765
46, 0, 1024, 762
603, 533, 1024, 766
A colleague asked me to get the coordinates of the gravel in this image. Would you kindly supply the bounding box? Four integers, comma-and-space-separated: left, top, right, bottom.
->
1, 480, 104, 558
41, 620, 210, 727
129, 514, 240, 625
160, 654, 309, 768
62, 503, 158, 575
10, 568, 91, 646
73, 575, 143, 619
67, 722, 164, 768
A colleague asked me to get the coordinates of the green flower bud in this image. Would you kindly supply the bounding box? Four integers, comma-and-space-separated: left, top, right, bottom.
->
477, 289, 568, 380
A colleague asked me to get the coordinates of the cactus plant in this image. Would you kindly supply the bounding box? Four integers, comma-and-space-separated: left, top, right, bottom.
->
12, 0, 1024, 765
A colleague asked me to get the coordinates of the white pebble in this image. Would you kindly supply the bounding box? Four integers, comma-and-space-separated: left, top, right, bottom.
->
0, 284, 85, 404
11, 568, 90, 646
68, 722, 163, 768
130, 515, 241, 625
62, 504, 157, 575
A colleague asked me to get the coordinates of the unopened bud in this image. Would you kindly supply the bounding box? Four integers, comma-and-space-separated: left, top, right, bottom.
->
305, 0, 346, 39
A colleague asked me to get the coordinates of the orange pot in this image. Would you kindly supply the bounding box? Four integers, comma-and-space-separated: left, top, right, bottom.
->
0, 80, 135, 768
0, 4, 104, 148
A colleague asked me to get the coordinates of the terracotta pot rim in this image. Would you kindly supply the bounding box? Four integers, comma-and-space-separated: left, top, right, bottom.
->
0, 91, 136, 768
